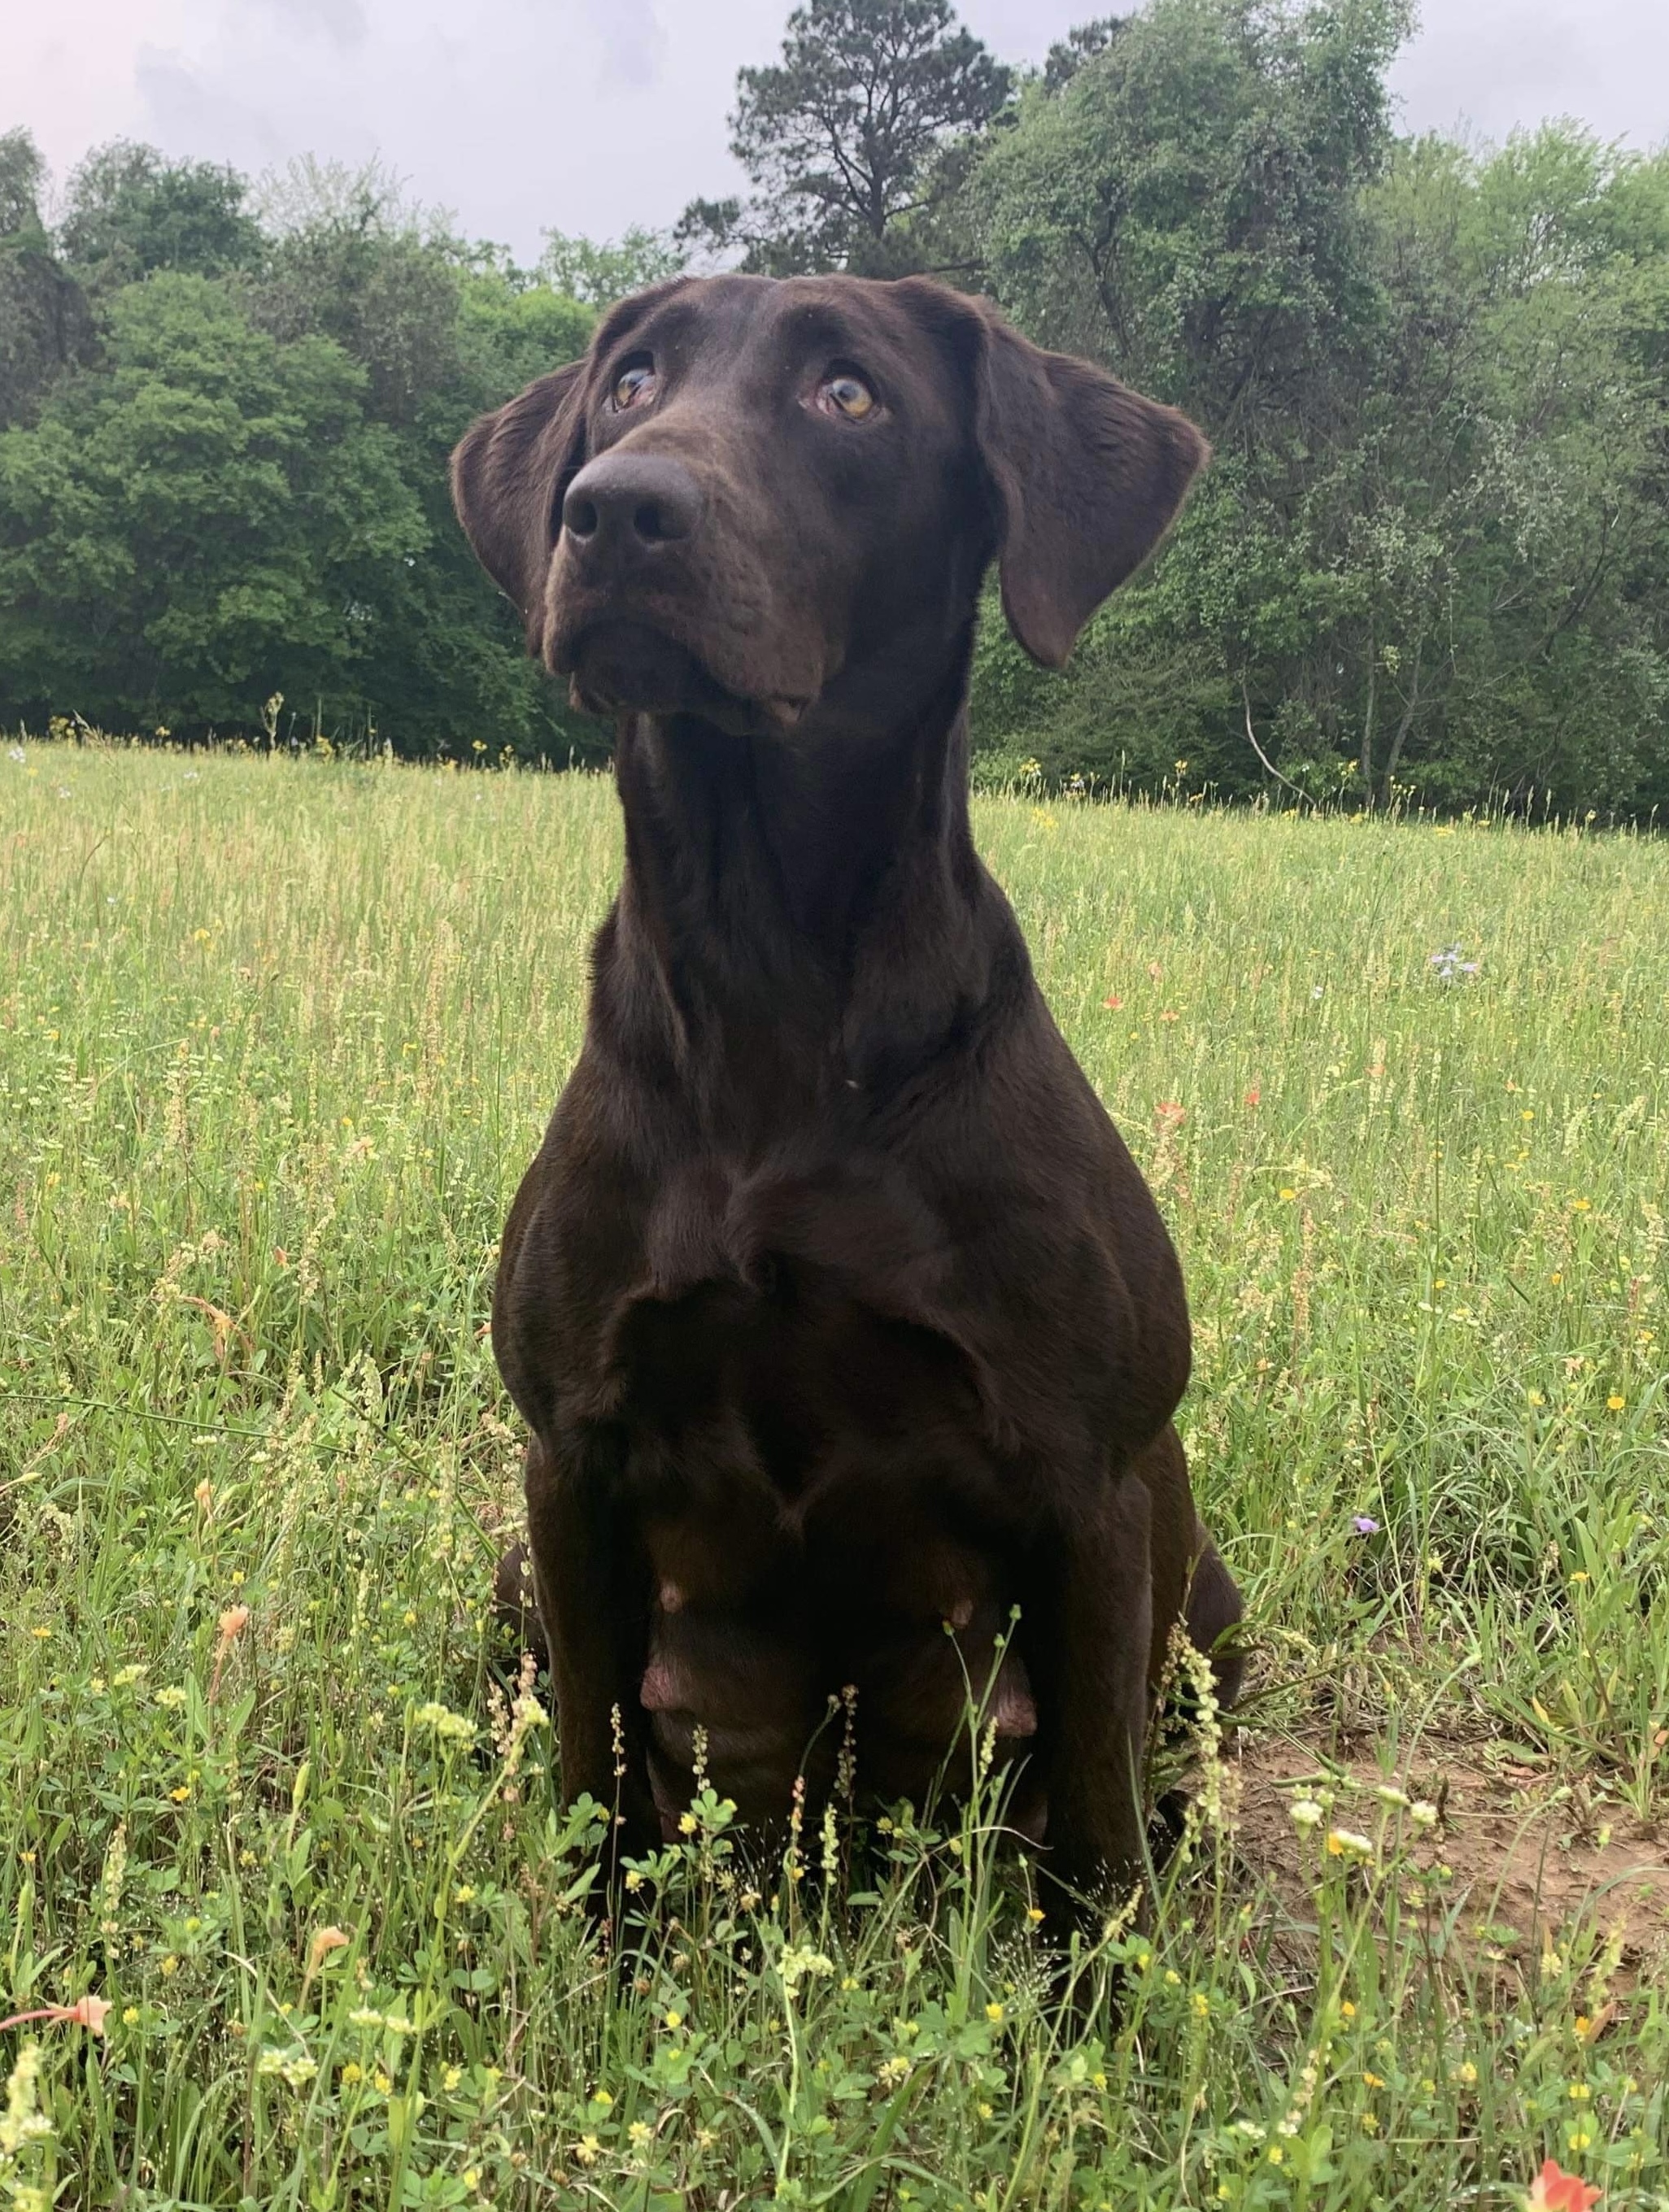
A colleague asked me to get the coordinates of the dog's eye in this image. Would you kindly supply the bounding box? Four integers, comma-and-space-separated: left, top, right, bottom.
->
612, 361, 658, 411
817, 372, 876, 421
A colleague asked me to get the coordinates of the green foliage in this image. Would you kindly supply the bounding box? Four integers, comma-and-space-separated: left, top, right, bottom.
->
3, 0, 1669, 808
677, 0, 1012, 274
956, 2, 1669, 813
4, 744, 1669, 2204
59, 139, 264, 292
0, 141, 604, 758
538, 224, 684, 306
0, 275, 416, 732
0, 130, 94, 430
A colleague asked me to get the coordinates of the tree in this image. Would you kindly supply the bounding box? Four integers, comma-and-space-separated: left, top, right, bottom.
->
0, 273, 419, 732
0, 130, 93, 429
251, 159, 464, 427
59, 141, 264, 291
538, 225, 684, 305
960, 15, 1669, 817
678, 0, 1011, 274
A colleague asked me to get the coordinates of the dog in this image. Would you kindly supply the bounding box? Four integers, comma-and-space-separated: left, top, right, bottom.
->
452, 273, 1243, 1916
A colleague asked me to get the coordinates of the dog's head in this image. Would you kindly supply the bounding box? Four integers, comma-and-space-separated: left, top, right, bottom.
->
452, 274, 1206, 736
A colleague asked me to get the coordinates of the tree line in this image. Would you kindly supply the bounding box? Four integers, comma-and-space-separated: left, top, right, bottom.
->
3, 0, 1667, 815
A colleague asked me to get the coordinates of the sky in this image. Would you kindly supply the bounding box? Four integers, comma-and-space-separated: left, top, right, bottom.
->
9, 0, 1668, 263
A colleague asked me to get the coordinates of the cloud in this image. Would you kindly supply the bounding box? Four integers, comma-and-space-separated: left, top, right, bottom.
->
8, 0, 1667, 271
252, 0, 369, 46
577, 0, 664, 88
134, 45, 296, 172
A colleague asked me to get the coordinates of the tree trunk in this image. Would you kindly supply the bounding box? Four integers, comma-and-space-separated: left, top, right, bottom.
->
1357, 626, 1377, 792
1381, 637, 1424, 801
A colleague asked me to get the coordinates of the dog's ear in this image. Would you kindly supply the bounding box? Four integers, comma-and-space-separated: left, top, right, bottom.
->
451, 362, 590, 655
970, 302, 1209, 668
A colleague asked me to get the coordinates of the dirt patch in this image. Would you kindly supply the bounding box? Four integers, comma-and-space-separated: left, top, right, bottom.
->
1227, 1734, 1669, 1974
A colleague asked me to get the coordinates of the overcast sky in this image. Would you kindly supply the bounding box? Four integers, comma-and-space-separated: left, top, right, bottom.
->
11, 0, 1668, 263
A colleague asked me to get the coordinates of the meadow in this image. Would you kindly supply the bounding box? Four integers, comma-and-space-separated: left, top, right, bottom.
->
2, 738, 1666, 2211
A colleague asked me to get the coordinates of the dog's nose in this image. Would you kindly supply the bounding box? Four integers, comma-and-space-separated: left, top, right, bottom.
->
562, 454, 703, 556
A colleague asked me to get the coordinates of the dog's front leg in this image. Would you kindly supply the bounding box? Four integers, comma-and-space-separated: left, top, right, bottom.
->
1022, 1470, 1155, 1927
523, 1427, 660, 1882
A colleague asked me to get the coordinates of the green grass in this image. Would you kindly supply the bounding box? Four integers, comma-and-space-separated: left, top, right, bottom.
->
2, 738, 1666, 2211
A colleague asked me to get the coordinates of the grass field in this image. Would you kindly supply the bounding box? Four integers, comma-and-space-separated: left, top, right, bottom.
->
2, 738, 1666, 2211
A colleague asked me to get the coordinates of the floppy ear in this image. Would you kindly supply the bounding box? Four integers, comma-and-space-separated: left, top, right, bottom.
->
451, 362, 590, 655
971, 303, 1209, 668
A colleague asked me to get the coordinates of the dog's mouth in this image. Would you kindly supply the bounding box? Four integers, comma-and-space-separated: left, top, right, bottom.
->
558, 616, 811, 737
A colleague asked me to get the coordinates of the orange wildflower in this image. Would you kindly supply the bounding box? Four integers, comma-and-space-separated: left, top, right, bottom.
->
0, 1994, 111, 2036
1527, 2158, 1601, 2210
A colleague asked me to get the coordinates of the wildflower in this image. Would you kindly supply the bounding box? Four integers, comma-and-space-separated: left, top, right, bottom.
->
1026, 1905, 1045, 1924
574, 2135, 603, 2167
1244, 1086, 1261, 1106
1290, 1798, 1324, 1830
304, 1926, 350, 1984
0, 1994, 111, 2037
412, 1701, 475, 1744
1325, 1828, 1374, 1861
1192, 1992, 1210, 2019
1430, 944, 1479, 985
256, 2047, 318, 2089
1158, 1008, 1181, 1023
1410, 1801, 1438, 1828
778, 1949, 834, 1994
664, 2010, 683, 2029
1606, 1395, 1625, 1412
590, 2088, 614, 2110
1279, 1187, 1296, 1201
1352, 1516, 1379, 1536
628, 2121, 652, 2146
1102, 995, 1123, 1011
984, 2002, 1005, 2023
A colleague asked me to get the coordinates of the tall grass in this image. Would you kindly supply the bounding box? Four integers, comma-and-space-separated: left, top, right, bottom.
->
2, 740, 1665, 2209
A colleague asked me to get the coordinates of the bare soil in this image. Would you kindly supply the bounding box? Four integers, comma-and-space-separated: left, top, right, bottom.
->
1228, 1733, 1669, 1975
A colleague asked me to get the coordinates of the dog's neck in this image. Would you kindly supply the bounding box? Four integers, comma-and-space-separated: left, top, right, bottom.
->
604, 625, 1018, 1113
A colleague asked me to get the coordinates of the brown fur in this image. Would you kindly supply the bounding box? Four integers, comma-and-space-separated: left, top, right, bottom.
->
455, 274, 1243, 1916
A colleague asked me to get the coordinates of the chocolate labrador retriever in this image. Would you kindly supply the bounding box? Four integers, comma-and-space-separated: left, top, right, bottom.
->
452, 273, 1243, 1914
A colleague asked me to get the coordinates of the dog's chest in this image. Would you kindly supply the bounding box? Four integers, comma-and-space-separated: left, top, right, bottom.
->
604, 1159, 1035, 1824
611, 1149, 996, 1527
